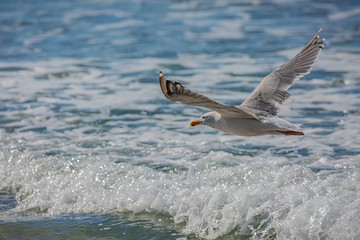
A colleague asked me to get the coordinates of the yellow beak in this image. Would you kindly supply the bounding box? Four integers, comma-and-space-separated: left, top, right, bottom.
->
190, 120, 201, 127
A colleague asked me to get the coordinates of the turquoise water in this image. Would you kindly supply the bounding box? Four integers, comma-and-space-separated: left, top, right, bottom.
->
1, 0, 360, 239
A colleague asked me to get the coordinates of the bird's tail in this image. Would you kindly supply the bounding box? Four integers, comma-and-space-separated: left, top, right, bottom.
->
276, 130, 304, 135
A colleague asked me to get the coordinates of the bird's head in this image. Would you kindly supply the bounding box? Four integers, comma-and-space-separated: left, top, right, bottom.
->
190, 112, 218, 127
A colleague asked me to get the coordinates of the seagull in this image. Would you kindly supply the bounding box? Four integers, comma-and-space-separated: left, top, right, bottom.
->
159, 28, 325, 136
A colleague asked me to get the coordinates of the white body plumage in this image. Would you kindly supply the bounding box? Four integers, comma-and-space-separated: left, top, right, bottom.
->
199, 112, 302, 136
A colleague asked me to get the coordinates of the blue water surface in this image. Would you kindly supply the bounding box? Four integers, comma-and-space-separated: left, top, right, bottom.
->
1, 0, 360, 239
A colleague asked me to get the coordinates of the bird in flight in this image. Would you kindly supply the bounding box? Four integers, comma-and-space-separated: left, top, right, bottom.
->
159, 28, 325, 136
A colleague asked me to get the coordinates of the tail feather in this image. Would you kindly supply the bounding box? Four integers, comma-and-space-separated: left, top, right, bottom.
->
277, 130, 304, 136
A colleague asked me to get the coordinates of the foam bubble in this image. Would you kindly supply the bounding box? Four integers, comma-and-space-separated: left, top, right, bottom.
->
1, 140, 359, 239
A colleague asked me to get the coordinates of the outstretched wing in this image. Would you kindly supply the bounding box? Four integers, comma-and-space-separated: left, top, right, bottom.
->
159, 72, 256, 119
241, 28, 325, 116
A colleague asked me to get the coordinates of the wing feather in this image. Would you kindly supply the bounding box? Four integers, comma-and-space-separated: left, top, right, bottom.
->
241, 28, 325, 116
159, 72, 256, 119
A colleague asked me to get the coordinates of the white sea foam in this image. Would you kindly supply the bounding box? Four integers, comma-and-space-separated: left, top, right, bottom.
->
93, 20, 146, 31
63, 10, 130, 24
1, 144, 359, 239
23, 28, 64, 46
201, 21, 245, 40
329, 8, 360, 20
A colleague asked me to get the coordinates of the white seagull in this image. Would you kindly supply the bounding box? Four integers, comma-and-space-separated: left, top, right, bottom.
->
159, 28, 325, 136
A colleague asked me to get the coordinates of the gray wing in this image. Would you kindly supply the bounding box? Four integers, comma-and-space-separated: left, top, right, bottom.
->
241, 28, 325, 117
159, 72, 256, 119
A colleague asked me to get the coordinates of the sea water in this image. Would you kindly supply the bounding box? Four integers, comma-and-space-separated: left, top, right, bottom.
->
0, 0, 360, 239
